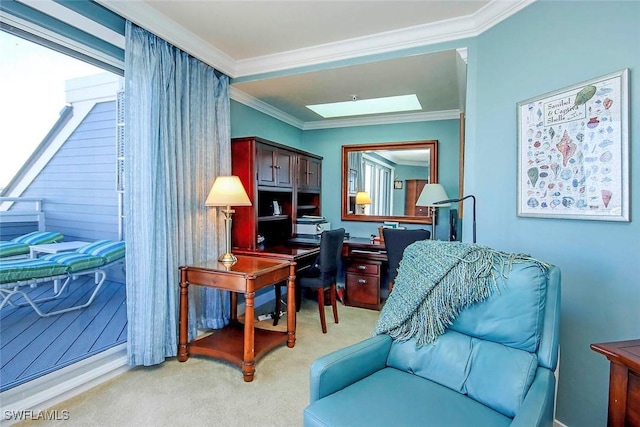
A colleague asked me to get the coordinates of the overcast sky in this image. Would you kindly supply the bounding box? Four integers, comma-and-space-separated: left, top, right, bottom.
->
0, 31, 104, 188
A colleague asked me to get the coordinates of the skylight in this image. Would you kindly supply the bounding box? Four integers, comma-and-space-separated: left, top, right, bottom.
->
307, 94, 422, 118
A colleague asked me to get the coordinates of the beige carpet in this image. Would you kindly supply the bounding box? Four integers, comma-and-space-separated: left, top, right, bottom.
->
17, 299, 379, 427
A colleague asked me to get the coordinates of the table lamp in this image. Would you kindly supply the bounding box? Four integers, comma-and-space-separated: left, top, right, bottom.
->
415, 183, 450, 239
355, 191, 372, 214
205, 175, 252, 263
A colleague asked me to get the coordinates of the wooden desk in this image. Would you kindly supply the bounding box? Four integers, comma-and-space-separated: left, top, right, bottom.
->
178, 256, 296, 382
591, 339, 640, 426
342, 238, 387, 310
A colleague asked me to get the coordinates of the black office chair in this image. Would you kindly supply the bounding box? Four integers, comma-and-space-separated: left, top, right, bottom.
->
382, 228, 430, 294
298, 228, 345, 333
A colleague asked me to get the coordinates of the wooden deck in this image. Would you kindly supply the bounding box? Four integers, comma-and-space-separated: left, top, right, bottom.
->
0, 276, 127, 392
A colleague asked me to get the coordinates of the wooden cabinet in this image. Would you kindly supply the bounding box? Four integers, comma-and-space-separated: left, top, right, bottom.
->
404, 179, 429, 217
231, 136, 322, 250
298, 155, 321, 191
591, 339, 640, 427
342, 238, 387, 310
345, 258, 382, 310
257, 144, 293, 188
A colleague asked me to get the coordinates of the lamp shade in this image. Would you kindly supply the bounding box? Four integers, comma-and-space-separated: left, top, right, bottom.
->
205, 176, 252, 207
355, 191, 372, 205
415, 184, 451, 207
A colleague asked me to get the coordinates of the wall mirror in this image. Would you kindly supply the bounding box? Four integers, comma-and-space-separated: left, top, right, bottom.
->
341, 140, 438, 224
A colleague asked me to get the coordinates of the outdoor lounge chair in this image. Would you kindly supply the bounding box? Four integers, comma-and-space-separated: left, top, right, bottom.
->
0, 240, 125, 317
0, 231, 64, 259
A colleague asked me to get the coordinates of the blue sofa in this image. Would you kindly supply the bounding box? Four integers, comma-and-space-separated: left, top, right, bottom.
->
304, 261, 561, 426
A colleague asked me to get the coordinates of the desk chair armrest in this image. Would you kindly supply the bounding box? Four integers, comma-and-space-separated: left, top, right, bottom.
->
309, 334, 392, 402
510, 368, 556, 427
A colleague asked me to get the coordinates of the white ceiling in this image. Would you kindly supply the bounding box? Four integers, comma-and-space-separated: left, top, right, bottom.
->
99, 0, 533, 129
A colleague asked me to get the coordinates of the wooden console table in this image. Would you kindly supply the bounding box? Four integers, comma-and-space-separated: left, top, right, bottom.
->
591, 339, 640, 426
178, 255, 296, 382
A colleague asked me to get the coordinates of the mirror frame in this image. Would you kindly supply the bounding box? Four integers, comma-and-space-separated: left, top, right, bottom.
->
341, 140, 439, 224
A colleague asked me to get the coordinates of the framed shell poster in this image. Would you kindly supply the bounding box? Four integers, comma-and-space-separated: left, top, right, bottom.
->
517, 69, 629, 221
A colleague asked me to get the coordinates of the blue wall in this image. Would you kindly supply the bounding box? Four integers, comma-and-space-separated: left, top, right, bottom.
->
465, 2, 640, 426
302, 119, 460, 240
230, 100, 302, 149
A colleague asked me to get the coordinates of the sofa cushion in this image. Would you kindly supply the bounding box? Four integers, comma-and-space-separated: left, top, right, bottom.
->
41, 252, 105, 272
450, 261, 547, 353
77, 240, 125, 263
387, 331, 471, 393
304, 367, 512, 427
0, 259, 69, 284
11, 231, 63, 245
465, 338, 538, 418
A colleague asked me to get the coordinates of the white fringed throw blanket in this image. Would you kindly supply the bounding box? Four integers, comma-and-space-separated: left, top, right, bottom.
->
373, 240, 549, 346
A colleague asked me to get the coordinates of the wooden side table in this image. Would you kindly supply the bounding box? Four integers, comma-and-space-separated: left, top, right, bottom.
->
591, 339, 640, 427
178, 255, 296, 382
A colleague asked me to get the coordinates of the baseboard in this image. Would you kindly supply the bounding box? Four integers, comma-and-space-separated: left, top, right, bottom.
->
0, 344, 129, 427
555, 420, 568, 427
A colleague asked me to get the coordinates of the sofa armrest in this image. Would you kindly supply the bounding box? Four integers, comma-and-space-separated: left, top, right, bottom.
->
309, 334, 392, 402
510, 368, 556, 427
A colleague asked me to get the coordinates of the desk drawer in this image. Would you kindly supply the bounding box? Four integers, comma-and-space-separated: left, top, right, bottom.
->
346, 262, 379, 275
345, 273, 380, 308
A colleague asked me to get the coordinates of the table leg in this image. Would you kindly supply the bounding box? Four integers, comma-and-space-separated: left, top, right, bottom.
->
242, 280, 256, 382
177, 271, 189, 362
287, 263, 296, 348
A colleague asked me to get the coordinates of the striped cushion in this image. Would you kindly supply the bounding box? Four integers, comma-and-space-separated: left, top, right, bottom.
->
77, 240, 125, 263
0, 259, 68, 284
41, 253, 105, 273
0, 242, 29, 258
11, 231, 63, 245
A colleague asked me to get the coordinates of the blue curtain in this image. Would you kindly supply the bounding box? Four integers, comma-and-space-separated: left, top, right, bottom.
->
124, 22, 230, 366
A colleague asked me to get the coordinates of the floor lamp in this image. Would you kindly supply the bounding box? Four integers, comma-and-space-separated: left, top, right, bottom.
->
415, 184, 450, 240
435, 195, 476, 243
205, 175, 252, 263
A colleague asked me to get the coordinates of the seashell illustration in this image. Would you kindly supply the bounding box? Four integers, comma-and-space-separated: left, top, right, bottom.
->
548, 183, 555, 189
550, 199, 561, 208
600, 151, 613, 162
601, 190, 612, 208
561, 169, 572, 180
601, 166, 612, 174
549, 127, 556, 139
601, 177, 612, 183
603, 98, 613, 110
527, 167, 539, 187
540, 172, 549, 178
577, 199, 587, 209
540, 165, 549, 170
576, 132, 584, 142
541, 202, 548, 208
598, 139, 613, 149
562, 197, 575, 208
527, 198, 539, 208
597, 87, 613, 96
587, 117, 600, 129
572, 178, 579, 188
557, 131, 577, 166
539, 181, 546, 188
575, 85, 597, 106
551, 163, 560, 178
534, 141, 541, 148
579, 186, 586, 194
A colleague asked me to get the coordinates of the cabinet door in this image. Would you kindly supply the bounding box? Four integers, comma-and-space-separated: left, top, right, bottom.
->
298, 155, 321, 191
275, 150, 294, 188
257, 144, 277, 187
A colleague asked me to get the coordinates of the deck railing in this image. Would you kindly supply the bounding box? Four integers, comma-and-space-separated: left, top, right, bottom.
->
0, 197, 45, 231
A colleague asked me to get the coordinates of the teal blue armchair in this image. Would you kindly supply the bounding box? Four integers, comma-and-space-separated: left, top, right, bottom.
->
304, 262, 561, 426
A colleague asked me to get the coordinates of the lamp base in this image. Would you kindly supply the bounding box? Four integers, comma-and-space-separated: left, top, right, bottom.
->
218, 252, 237, 263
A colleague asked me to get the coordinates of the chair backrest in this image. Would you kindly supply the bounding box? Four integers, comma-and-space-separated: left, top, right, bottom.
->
317, 228, 345, 280
386, 262, 561, 419
382, 228, 430, 283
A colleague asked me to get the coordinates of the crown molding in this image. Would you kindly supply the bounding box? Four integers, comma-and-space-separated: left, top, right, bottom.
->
231, 88, 459, 130
302, 110, 461, 130
230, 87, 304, 129
234, 0, 534, 77
97, 0, 533, 78
95, 0, 236, 77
